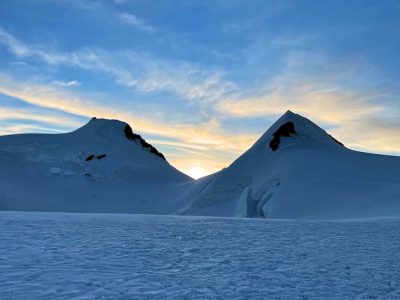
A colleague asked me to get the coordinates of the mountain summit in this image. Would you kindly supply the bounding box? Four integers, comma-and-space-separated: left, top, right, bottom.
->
179, 110, 400, 219
72, 117, 166, 160
0, 111, 399, 219
0, 118, 190, 213
255, 110, 344, 152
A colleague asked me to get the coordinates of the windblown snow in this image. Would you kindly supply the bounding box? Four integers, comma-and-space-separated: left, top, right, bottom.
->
1, 111, 400, 219
1, 212, 399, 299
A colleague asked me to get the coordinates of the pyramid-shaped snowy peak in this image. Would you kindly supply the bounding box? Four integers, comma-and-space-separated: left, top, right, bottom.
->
179, 111, 400, 219
253, 110, 344, 152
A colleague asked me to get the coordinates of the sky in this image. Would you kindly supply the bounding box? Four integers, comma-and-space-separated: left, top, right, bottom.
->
0, 0, 399, 178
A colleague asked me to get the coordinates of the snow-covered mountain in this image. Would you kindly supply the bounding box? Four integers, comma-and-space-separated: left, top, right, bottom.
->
0, 117, 192, 213
1, 111, 399, 219
180, 111, 400, 219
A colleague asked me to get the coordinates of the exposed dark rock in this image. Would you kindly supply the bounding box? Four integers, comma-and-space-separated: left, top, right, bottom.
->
274, 121, 296, 137
91, 117, 97, 120
269, 139, 280, 151
328, 134, 344, 147
140, 139, 148, 148
150, 147, 166, 160
85, 154, 95, 161
124, 124, 166, 160
96, 154, 107, 160
124, 124, 141, 141
269, 122, 297, 151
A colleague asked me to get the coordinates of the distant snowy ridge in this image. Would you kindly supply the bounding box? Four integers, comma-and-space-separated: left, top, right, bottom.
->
0, 111, 399, 219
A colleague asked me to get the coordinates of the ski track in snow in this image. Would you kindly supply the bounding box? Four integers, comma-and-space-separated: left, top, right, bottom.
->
1, 212, 400, 299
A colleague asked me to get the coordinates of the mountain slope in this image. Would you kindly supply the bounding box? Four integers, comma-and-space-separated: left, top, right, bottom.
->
179, 111, 400, 219
1, 112, 399, 219
0, 118, 192, 213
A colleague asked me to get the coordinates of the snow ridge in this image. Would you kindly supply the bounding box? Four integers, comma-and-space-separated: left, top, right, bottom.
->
0, 111, 400, 219
179, 110, 400, 219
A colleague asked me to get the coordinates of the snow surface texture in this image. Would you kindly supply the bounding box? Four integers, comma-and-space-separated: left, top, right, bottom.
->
1, 111, 400, 219
1, 211, 400, 299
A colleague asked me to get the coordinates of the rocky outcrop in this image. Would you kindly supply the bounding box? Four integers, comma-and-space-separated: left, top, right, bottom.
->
124, 124, 166, 160
85, 154, 107, 161
85, 154, 95, 161
269, 122, 297, 151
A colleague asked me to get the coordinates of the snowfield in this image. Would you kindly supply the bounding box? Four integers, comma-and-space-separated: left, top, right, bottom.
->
1, 212, 399, 299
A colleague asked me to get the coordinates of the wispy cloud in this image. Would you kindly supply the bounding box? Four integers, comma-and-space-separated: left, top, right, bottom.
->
136, 64, 237, 102
0, 74, 257, 173
0, 123, 65, 136
1, 28, 399, 163
0, 27, 29, 56
0, 4, 400, 179
216, 86, 383, 124
119, 12, 155, 33
0, 106, 82, 133
52, 80, 81, 87
0, 27, 235, 103
216, 49, 400, 155
331, 117, 400, 155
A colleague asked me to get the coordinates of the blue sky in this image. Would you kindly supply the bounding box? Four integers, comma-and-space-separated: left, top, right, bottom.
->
0, 0, 399, 178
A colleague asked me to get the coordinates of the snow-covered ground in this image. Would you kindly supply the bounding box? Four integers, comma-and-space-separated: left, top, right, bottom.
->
1, 211, 399, 299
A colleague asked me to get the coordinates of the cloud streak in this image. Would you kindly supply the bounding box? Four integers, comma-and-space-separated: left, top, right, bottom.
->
0, 27, 235, 103
215, 50, 400, 156
0, 74, 257, 174
119, 12, 155, 32
216, 86, 383, 124
52, 80, 82, 87
0, 106, 82, 133
0, 10, 399, 179
0, 27, 30, 56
